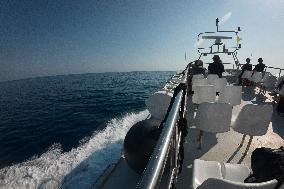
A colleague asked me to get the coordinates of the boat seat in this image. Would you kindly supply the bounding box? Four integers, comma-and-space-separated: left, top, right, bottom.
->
260, 73, 277, 89
259, 74, 277, 92
261, 72, 271, 81
276, 76, 284, 87
192, 78, 208, 92
250, 72, 263, 83
196, 177, 278, 189
195, 102, 232, 133
145, 90, 173, 120
231, 104, 273, 154
214, 78, 227, 93
275, 86, 284, 96
193, 159, 278, 189
192, 74, 205, 80
275, 76, 284, 96
192, 85, 216, 104
195, 102, 232, 148
241, 71, 253, 79
232, 104, 273, 136
232, 70, 242, 77
207, 74, 219, 85
219, 86, 242, 106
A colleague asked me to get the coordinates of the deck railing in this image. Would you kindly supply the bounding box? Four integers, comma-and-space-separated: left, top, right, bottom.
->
137, 69, 188, 189
238, 63, 284, 78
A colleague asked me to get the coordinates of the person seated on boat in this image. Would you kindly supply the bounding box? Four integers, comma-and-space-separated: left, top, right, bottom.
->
208, 55, 225, 78
238, 58, 252, 85
191, 60, 206, 76
187, 60, 207, 94
253, 58, 266, 73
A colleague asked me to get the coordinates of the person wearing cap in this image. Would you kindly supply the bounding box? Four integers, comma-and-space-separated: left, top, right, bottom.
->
208, 55, 225, 78
238, 58, 252, 85
191, 60, 206, 76
253, 58, 266, 73
187, 60, 207, 94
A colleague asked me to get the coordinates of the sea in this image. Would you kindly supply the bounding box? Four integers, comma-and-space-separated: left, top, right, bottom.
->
0, 71, 174, 189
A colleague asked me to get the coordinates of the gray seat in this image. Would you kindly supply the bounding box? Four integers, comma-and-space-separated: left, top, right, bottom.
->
259, 74, 277, 93
250, 72, 263, 83
196, 102, 232, 133
218, 86, 242, 106
192, 78, 208, 92
192, 85, 216, 104
275, 85, 284, 96
241, 71, 253, 80
145, 90, 173, 120
196, 177, 277, 189
232, 104, 273, 136
231, 104, 273, 154
195, 102, 232, 148
214, 78, 227, 93
207, 74, 219, 85
193, 159, 277, 189
192, 74, 205, 80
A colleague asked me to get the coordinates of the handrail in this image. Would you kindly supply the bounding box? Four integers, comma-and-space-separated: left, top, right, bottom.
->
238, 63, 284, 71
236, 63, 283, 78
201, 61, 283, 77
137, 71, 188, 189
137, 91, 183, 189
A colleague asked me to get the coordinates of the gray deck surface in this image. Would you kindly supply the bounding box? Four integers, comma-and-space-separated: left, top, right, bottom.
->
98, 86, 284, 189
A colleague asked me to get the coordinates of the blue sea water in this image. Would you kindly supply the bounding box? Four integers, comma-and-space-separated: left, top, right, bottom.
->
0, 71, 174, 189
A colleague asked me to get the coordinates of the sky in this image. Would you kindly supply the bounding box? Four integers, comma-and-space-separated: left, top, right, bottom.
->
0, 0, 284, 81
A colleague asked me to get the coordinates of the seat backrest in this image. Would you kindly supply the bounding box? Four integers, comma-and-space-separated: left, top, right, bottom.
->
192, 79, 208, 91
195, 102, 232, 133
192, 85, 216, 104
222, 163, 251, 182
197, 178, 278, 189
251, 72, 263, 83
242, 71, 253, 79
276, 76, 284, 87
219, 86, 242, 106
193, 159, 223, 189
231, 104, 273, 136
193, 74, 205, 80
233, 70, 242, 77
262, 75, 277, 89
207, 74, 219, 85
279, 85, 284, 95
145, 90, 173, 120
214, 78, 227, 93
261, 72, 271, 82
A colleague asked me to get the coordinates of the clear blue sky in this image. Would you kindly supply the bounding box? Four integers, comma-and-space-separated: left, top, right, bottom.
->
1, 0, 284, 81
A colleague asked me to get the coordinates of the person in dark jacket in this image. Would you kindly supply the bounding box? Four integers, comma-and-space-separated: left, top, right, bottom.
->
238, 58, 253, 85
208, 55, 225, 78
253, 58, 266, 72
191, 60, 206, 76
187, 60, 207, 94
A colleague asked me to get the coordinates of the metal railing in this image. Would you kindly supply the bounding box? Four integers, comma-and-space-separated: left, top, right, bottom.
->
237, 63, 284, 78
137, 70, 188, 189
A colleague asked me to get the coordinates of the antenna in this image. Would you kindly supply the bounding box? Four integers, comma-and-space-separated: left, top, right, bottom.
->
216, 18, 219, 32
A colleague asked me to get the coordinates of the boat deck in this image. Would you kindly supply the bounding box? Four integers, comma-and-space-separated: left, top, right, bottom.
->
96, 85, 284, 189
176, 86, 284, 189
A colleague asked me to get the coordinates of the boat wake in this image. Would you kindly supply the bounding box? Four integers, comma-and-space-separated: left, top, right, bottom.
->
0, 110, 149, 189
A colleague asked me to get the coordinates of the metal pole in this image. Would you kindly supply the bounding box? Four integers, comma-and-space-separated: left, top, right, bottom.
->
137, 91, 184, 189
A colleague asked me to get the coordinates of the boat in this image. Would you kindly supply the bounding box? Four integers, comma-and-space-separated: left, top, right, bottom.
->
94, 18, 284, 189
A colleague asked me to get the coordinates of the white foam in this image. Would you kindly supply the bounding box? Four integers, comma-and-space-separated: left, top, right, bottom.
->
0, 110, 149, 189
